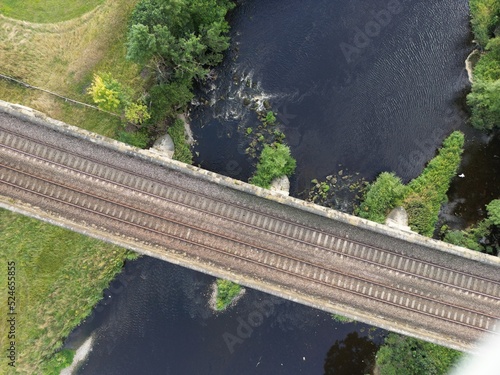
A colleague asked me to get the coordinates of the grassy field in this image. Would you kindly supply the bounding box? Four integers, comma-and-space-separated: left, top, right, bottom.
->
0, 0, 143, 137
0, 1, 143, 373
0, 0, 104, 23
0, 209, 136, 374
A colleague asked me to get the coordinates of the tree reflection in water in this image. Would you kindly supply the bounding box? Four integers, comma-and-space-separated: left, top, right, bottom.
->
323, 332, 379, 375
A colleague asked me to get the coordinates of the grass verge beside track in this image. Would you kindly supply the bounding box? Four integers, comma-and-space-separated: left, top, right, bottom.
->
0, 208, 136, 374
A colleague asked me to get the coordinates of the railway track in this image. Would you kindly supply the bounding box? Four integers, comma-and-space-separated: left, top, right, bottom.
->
0, 161, 498, 335
1, 127, 499, 304
1, 121, 499, 344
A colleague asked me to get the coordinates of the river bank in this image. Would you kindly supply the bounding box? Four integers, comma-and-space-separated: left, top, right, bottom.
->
1, 0, 490, 373
73, 0, 477, 374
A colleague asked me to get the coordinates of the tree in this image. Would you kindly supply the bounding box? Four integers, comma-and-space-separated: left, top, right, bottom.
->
124, 102, 151, 125
469, 0, 500, 47
376, 334, 461, 375
87, 73, 127, 112
126, 0, 234, 82
467, 79, 500, 130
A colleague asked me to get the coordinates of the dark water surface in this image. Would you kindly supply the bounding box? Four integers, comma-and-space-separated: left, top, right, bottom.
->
74, 258, 381, 374
72, 0, 481, 373
192, 0, 472, 192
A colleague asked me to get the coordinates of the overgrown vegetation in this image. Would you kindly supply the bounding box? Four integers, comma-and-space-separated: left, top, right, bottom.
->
114, 0, 235, 151
357, 172, 406, 223
331, 314, 355, 324
249, 143, 297, 189
357, 132, 464, 236
168, 118, 194, 164
215, 279, 242, 311
443, 199, 500, 255
469, 0, 500, 46
467, 0, 500, 129
375, 333, 461, 375
0, 209, 137, 374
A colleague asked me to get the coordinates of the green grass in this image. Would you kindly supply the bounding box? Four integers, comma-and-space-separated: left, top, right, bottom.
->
0, 0, 143, 138
331, 314, 355, 324
0, 0, 104, 23
168, 118, 194, 164
215, 279, 242, 311
0, 79, 123, 138
0, 208, 137, 374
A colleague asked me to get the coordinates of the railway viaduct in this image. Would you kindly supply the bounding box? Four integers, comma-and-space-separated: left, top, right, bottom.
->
0, 100, 499, 352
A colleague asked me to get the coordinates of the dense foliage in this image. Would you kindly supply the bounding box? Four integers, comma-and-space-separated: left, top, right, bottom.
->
469, 0, 500, 46
444, 198, 500, 255
468, 0, 500, 129
87, 73, 151, 126
357, 132, 464, 237
117, 0, 235, 155
376, 334, 461, 375
215, 279, 241, 310
404, 131, 464, 236
126, 0, 233, 118
249, 144, 297, 188
357, 172, 406, 223
167, 118, 194, 164
127, 0, 233, 80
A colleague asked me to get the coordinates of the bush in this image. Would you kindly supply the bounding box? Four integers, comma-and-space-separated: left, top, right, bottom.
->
124, 102, 151, 125
357, 172, 407, 223
469, 0, 500, 47
376, 334, 461, 375
467, 1, 500, 130
215, 279, 241, 310
167, 118, 193, 164
486, 199, 500, 225
147, 83, 194, 125
117, 130, 149, 148
467, 79, 500, 130
403, 131, 464, 236
249, 144, 296, 188
443, 199, 500, 255
376, 333, 461, 375
444, 229, 483, 251
41, 349, 75, 375
87, 73, 129, 112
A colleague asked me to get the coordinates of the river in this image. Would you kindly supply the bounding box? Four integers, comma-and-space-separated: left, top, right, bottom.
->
71, 0, 487, 374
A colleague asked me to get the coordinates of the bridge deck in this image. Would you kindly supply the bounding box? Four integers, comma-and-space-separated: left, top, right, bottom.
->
1, 102, 499, 352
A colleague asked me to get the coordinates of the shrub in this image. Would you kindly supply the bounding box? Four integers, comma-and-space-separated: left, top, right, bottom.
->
117, 130, 149, 148
124, 102, 151, 125
467, 79, 500, 130
357, 172, 406, 223
376, 334, 461, 375
41, 349, 75, 375
87, 73, 129, 112
403, 131, 464, 236
215, 279, 241, 310
167, 118, 193, 164
486, 199, 500, 225
249, 144, 296, 188
469, 0, 500, 47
